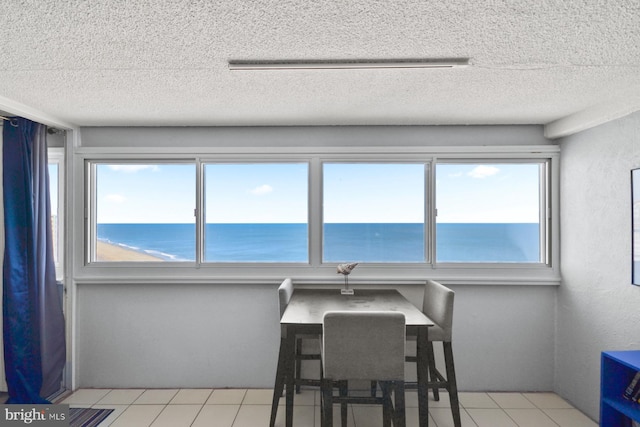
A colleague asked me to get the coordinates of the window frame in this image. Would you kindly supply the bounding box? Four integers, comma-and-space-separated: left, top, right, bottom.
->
77, 146, 560, 285
320, 161, 430, 264
49, 147, 65, 281
202, 160, 311, 263
87, 159, 198, 265
433, 158, 550, 266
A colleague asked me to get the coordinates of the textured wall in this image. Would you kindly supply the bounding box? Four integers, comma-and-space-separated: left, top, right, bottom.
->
558, 111, 640, 420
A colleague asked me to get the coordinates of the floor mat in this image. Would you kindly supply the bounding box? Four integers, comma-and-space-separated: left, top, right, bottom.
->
69, 408, 114, 427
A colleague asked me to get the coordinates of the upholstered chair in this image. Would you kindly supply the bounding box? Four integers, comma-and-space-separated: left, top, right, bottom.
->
321, 311, 406, 427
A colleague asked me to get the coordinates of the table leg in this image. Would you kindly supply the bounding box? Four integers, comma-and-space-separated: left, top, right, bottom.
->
416, 327, 429, 427
283, 327, 296, 427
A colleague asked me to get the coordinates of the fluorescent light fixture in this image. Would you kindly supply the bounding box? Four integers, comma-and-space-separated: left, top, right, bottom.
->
228, 58, 470, 70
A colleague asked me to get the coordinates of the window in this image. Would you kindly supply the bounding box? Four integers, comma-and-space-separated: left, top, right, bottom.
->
435, 162, 545, 263
93, 163, 196, 262
322, 163, 425, 263
49, 163, 59, 262
84, 149, 557, 283
49, 148, 64, 280
204, 163, 308, 262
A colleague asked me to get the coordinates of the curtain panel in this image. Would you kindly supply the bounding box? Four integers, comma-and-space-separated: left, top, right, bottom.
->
2, 118, 65, 403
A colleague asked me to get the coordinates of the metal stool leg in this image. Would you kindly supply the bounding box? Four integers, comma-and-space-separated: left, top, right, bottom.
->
270, 338, 287, 427
444, 342, 461, 427
427, 341, 440, 401
295, 338, 303, 393
321, 378, 334, 427
394, 381, 406, 427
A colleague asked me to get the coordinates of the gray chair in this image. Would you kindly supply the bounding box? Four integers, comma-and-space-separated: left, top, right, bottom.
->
321, 311, 406, 427
407, 279, 461, 427
270, 278, 321, 427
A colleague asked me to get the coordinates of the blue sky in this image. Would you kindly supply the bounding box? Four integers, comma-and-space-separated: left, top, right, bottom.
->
323, 163, 424, 223
95, 162, 540, 224
436, 163, 540, 223
205, 163, 308, 223
97, 164, 196, 223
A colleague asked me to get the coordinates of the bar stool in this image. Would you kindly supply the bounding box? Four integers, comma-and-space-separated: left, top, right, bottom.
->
407, 279, 461, 427
321, 311, 406, 427
269, 278, 321, 427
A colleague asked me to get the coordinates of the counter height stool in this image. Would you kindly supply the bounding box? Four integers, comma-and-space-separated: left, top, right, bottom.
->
270, 278, 321, 427
407, 280, 461, 427
321, 311, 407, 427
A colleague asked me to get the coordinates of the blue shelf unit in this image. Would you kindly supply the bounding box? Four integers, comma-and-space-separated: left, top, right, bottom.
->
601, 351, 640, 427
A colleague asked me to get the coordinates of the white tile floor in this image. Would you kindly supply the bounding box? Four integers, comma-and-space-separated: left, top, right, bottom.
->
59, 388, 598, 427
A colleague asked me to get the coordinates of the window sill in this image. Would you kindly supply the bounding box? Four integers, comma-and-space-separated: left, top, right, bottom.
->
73, 263, 560, 286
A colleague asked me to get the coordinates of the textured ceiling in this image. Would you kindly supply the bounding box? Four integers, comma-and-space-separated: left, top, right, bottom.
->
0, 1, 639, 138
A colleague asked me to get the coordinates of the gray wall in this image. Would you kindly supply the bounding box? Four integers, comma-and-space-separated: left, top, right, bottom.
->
76, 283, 282, 388
75, 282, 556, 390
558, 111, 640, 420
78, 125, 552, 148
72, 125, 558, 392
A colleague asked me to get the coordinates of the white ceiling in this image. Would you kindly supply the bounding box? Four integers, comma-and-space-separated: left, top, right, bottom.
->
1, 1, 639, 138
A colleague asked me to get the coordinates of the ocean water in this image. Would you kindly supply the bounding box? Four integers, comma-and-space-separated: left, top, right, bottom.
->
96, 223, 539, 263
436, 223, 539, 262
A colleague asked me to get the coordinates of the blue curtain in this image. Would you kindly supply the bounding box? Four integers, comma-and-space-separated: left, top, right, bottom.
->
3, 117, 66, 403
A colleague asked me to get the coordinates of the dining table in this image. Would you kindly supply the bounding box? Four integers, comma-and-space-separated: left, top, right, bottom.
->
274, 288, 434, 427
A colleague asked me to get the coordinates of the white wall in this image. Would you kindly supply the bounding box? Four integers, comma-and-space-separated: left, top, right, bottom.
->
557, 111, 640, 420
72, 125, 558, 391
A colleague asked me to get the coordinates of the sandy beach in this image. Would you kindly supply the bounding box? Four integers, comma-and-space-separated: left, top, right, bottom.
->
96, 241, 163, 262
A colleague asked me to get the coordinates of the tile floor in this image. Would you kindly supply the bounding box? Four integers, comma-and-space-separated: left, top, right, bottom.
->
59, 388, 598, 427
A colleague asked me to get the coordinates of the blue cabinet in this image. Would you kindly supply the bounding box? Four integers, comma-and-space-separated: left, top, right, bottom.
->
601, 351, 640, 427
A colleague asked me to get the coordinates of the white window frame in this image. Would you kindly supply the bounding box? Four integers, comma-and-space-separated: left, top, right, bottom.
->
87, 159, 198, 265
320, 160, 429, 264
433, 158, 550, 266
202, 160, 310, 264
49, 147, 65, 281
76, 146, 560, 285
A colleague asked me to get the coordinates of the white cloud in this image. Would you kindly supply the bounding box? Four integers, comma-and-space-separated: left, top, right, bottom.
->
250, 184, 273, 195
108, 165, 158, 173
468, 165, 500, 179
105, 194, 126, 203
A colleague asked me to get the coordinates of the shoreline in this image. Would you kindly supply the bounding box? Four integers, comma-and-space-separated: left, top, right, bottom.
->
96, 241, 163, 262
